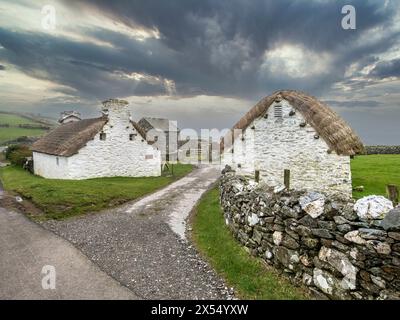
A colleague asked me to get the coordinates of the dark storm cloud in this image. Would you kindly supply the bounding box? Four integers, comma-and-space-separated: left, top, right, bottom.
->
370, 58, 400, 79
70, 0, 390, 51
0, 0, 398, 102
0, 28, 169, 99
71, 0, 399, 97
324, 99, 384, 108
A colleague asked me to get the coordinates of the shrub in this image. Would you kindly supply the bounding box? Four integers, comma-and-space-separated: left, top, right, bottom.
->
5, 144, 32, 166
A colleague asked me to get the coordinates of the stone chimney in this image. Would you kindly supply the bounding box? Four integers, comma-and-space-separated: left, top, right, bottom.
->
59, 111, 81, 124
101, 99, 131, 124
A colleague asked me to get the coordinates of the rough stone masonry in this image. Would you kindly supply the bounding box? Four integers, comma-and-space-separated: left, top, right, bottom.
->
220, 169, 400, 300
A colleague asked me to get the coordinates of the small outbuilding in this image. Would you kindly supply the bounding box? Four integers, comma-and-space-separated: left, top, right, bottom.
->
221, 90, 365, 198
58, 111, 81, 124
31, 99, 161, 179
138, 117, 179, 162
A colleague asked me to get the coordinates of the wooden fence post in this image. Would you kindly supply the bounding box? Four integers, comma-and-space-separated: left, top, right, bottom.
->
284, 169, 290, 190
255, 170, 260, 183
386, 184, 399, 205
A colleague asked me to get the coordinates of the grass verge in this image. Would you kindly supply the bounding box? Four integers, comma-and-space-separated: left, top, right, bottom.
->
351, 154, 400, 199
191, 186, 308, 300
0, 164, 193, 220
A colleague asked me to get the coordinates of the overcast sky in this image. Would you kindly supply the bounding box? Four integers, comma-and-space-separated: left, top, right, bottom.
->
0, 0, 399, 144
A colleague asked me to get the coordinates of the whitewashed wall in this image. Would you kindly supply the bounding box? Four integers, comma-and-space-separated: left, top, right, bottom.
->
33, 105, 161, 179
33, 152, 69, 179
222, 99, 352, 198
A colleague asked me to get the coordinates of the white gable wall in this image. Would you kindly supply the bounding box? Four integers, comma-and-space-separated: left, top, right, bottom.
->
66, 121, 161, 179
33, 152, 69, 179
222, 99, 352, 198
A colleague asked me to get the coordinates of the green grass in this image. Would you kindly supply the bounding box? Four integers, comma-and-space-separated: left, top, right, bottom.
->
0, 127, 46, 144
0, 164, 193, 220
191, 187, 308, 300
0, 113, 39, 126
351, 154, 400, 199
0, 113, 48, 144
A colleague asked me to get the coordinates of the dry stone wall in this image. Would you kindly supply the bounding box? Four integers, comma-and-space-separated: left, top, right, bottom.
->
365, 146, 400, 155
220, 169, 400, 300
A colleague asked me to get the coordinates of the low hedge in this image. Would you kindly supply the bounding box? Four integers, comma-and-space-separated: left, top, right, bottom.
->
5, 144, 32, 166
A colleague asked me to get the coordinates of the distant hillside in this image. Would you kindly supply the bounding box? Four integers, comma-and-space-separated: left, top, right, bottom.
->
0, 111, 57, 145
0, 111, 57, 127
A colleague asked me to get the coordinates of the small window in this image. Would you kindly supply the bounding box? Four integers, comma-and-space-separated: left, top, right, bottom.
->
56, 157, 59, 166
186, 149, 190, 157
154, 136, 158, 142
129, 134, 136, 141
100, 132, 106, 140
274, 105, 283, 119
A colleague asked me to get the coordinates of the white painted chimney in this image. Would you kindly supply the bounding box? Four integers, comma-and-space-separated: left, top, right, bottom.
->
101, 99, 131, 124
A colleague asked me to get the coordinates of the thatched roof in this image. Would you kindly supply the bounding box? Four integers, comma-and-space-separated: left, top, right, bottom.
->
31, 117, 150, 156
31, 117, 107, 157
222, 90, 365, 156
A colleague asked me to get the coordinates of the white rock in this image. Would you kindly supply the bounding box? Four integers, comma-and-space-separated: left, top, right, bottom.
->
371, 275, 385, 289
299, 192, 326, 218
344, 230, 367, 245
233, 183, 244, 192
349, 247, 359, 260
273, 231, 283, 245
290, 253, 299, 264
341, 277, 356, 291
15, 196, 23, 203
265, 250, 273, 259
354, 195, 393, 220
248, 213, 259, 226
247, 180, 258, 190
318, 246, 358, 290
303, 273, 313, 286
273, 185, 285, 193
313, 268, 334, 295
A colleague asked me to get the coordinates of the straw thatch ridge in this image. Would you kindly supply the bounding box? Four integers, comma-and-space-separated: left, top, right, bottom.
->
31, 117, 108, 157
222, 90, 365, 156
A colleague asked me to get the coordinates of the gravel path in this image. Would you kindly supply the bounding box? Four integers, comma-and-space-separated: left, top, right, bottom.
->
42, 165, 233, 299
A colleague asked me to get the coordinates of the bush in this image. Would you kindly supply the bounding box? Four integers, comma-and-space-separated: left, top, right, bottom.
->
5, 144, 32, 166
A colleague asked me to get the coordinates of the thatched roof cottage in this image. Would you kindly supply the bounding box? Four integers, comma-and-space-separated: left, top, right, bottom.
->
31, 99, 161, 179
221, 90, 364, 197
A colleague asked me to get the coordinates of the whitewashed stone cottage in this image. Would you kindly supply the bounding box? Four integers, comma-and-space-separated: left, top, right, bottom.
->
221, 90, 365, 198
31, 99, 161, 179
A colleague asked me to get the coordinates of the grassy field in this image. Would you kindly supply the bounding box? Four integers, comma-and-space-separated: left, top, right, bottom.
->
0, 164, 193, 220
191, 187, 308, 300
0, 113, 48, 144
0, 127, 46, 144
351, 154, 400, 199
0, 113, 39, 126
